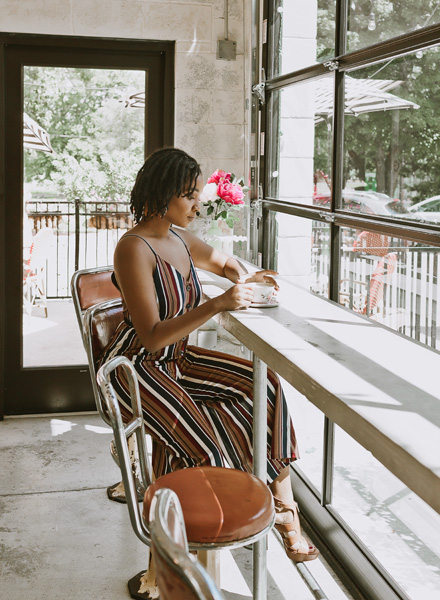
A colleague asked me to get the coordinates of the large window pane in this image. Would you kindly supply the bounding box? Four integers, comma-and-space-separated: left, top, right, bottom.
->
276, 213, 330, 297
339, 226, 440, 350
271, 1, 336, 77
347, 1, 440, 53
270, 75, 334, 206
343, 46, 440, 223
333, 426, 440, 600
23, 66, 144, 367
282, 379, 324, 495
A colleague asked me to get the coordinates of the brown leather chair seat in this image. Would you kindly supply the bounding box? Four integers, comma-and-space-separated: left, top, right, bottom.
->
144, 467, 274, 544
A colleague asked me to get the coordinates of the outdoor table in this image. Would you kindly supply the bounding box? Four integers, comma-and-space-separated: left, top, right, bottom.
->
198, 265, 440, 598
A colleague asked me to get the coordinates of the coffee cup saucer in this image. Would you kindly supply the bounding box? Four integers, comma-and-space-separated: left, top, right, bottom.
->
249, 297, 279, 308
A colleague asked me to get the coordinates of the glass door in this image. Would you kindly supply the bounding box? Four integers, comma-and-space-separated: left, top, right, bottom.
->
22, 66, 145, 368
2, 36, 174, 415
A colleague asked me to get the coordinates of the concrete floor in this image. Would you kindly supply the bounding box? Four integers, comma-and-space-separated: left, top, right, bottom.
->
0, 413, 352, 600
23, 299, 87, 368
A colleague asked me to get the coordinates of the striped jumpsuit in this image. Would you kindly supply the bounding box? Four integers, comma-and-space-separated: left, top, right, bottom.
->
100, 230, 298, 483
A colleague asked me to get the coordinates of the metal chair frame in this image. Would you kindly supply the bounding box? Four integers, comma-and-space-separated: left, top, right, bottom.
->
71, 267, 131, 477
97, 355, 276, 552
71, 265, 117, 328
150, 488, 225, 600
83, 298, 124, 426
71, 266, 122, 426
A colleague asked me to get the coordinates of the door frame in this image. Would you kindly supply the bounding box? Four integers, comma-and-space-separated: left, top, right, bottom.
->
0, 33, 174, 417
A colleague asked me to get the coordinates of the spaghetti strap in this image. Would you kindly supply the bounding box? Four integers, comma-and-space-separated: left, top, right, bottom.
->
123, 233, 157, 257
170, 228, 191, 258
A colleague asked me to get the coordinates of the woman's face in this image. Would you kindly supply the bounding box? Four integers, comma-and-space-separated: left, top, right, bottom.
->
165, 176, 203, 228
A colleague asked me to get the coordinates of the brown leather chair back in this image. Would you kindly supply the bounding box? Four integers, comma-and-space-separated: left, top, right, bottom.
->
74, 269, 121, 312
90, 304, 124, 367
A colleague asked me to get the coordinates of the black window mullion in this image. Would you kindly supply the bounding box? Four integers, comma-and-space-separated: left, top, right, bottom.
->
250, 0, 264, 263
322, 416, 335, 506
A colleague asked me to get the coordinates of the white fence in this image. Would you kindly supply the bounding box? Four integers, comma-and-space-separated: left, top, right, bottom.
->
312, 225, 440, 350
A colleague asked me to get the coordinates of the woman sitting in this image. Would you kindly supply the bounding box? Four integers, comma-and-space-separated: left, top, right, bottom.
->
99, 147, 319, 562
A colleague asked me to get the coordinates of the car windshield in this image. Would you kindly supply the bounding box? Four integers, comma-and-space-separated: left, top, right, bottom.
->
385, 200, 408, 214
413, 199, 440, 212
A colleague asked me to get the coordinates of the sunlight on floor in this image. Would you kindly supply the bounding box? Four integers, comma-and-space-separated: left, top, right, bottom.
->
23, 315, 57, 335
50, 418, 77, 437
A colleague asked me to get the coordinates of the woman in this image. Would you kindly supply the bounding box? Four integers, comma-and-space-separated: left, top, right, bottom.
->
100, 147, 319, 562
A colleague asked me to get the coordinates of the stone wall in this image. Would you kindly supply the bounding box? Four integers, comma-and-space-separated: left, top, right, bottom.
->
0, 0, 249, 180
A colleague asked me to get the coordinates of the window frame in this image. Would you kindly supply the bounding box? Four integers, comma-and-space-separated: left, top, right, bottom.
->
250, 2, 440, 599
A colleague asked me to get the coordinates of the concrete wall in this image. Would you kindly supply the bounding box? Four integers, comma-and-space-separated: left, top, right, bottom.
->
0, 0, 249, 180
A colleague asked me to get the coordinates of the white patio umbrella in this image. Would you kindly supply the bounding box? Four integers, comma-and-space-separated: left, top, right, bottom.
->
124, 92, 145, 108
126, 78, 419, 120
314, 76, 420, 123
23, 113, 55, 153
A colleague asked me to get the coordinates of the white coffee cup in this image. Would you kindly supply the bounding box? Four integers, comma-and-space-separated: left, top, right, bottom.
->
249, 282, 275, 304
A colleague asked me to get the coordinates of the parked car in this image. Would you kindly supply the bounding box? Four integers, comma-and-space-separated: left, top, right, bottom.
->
403, 195, 440, 224
313, 189, 407, 216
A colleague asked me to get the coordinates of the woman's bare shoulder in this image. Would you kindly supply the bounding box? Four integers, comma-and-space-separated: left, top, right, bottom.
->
114, 231, 155, 269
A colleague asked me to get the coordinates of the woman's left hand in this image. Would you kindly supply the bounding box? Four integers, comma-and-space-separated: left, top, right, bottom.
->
237, 270, 280, 290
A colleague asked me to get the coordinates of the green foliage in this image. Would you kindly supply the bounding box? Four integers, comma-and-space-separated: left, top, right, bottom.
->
314, 1, 440, 202
24, 66, 145, 203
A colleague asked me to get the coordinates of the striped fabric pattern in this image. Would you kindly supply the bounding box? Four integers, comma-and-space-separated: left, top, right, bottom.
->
100, 230, 297, 482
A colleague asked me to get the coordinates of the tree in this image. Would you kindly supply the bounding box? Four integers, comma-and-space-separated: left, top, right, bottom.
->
24, 66, 145, 202
314, 0, 440, 202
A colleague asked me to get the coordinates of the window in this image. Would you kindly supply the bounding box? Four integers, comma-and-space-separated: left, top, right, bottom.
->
254, 2, 440, 599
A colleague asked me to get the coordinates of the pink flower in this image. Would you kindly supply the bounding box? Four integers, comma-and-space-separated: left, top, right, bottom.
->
207, 170, 231, 185
217, 181, 245, 205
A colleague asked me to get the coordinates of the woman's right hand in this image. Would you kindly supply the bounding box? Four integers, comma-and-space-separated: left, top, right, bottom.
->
216, 283, 254, 311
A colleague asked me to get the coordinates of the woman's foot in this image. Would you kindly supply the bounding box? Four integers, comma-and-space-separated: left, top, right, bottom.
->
273, 496, 319, 562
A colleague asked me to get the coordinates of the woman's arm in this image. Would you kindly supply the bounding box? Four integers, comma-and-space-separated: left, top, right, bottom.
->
114, 236, 254, 354
181, 228, 280, 289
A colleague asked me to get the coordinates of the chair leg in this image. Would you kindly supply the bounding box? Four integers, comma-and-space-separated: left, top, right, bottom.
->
128, 551, 159, 600
197, 549, 221, 588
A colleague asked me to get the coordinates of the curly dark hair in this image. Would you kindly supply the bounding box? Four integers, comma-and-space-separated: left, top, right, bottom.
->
130, 147, 202, 223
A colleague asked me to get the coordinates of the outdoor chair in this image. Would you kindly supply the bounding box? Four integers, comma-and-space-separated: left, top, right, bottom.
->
23, 227, 54, 318
97, 355, 275, 600
149, 488, 225, 600
340, 231, 404, 328
71, 266, 141, 502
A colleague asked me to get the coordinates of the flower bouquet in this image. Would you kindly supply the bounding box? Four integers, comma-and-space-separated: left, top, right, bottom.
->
200, 170, 249, 229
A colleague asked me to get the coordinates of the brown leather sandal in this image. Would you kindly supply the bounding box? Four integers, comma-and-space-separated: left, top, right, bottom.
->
273, 497, 320, 562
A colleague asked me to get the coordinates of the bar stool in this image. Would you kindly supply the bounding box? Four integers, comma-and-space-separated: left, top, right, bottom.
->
149, 487, 225, 600
97, 356, 275, 599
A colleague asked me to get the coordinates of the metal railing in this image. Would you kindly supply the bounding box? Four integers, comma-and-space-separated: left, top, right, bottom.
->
26, 198, 132, 298
311, 225, 439, 350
